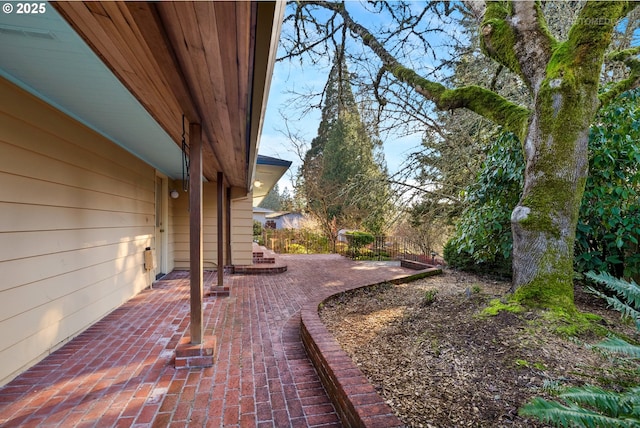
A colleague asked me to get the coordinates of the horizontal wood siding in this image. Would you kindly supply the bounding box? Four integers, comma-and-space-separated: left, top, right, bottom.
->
232, 196, 253, 265
172, 182, 220, 269
171, 182, 253, 268
0, 78, 155, 386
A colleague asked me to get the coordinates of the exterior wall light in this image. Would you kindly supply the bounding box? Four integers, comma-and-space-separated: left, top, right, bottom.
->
170, 189, 180, 199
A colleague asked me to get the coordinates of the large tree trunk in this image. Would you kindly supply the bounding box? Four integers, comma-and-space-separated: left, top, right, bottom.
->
510, 76, 598, 310
504, 1, 633, 310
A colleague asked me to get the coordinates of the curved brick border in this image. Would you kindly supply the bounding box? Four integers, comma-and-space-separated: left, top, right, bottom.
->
300, 268, 442, 428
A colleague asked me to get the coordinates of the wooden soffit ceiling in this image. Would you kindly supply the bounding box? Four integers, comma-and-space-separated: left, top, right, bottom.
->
53, 1, 280, 190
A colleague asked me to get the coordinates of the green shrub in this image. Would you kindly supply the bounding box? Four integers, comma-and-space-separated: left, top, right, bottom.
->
345, 231, 375, 247
345, 231, 375, 258
575, 90, 640, 279
286, 243, 308, 254
443, 238, 513, 279
444, 132, 521, 278
421, 289, 438, 306
447, 89, 640, 280
253, 221, 263, 238
443, 239, 475, 269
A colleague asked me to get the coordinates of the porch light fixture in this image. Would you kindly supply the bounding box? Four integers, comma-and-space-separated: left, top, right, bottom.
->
254, 180, 263, 188
170, 189, 180, 199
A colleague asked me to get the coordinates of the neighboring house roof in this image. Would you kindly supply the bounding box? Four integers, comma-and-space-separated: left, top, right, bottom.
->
266, 211, 292, 219
265, 211, 300, 219
257, 155, 294, 168
0, 2, 284, 195
252, 207, 275, 214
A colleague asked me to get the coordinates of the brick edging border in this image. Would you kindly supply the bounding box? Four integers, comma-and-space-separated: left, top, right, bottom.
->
300, 268, 442, 428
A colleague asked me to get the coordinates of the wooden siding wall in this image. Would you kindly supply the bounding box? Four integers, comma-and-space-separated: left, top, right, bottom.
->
0, 79, 157, 385
231, 196, 253, 266
172, 184, 254, 268
172, 182, 226, 270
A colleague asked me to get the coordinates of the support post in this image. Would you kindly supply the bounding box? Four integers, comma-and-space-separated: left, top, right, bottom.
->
189, 123, 203, 345
217, 171, 224, 288
226, 187, 232, 265
175, 121, 215, 368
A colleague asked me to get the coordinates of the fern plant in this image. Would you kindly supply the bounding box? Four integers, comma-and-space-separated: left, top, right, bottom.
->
586, 272, 640, 360
586, 273, 640, 325
519, 272, 640, 427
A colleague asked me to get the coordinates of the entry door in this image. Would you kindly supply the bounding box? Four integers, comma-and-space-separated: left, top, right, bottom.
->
155, 176, 166, 279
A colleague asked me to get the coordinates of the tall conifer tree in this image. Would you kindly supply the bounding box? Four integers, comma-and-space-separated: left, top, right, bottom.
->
300, 51, 390, 241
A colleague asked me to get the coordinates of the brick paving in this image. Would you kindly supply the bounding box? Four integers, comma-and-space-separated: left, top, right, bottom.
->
0, 254, 416, 427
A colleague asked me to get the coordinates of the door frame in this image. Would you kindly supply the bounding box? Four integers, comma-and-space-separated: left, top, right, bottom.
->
155, 172, 170, 278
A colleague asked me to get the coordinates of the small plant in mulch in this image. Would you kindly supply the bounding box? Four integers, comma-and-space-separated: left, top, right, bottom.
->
420, 289, 438, 307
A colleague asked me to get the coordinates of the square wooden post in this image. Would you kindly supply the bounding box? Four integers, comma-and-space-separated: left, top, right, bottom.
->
217, 171, 224, 288
189, 122, 203, 345
226, 186, 232, 265
175, 122, 215, 368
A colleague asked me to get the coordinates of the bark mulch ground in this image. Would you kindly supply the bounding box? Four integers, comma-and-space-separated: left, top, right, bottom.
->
320, 269, 640, 428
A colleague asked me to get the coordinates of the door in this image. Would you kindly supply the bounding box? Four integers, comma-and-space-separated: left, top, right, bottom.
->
155, 175, 166, 279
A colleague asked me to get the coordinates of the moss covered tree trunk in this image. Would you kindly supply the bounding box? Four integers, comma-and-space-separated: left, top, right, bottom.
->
510, 80, 595, 308
467, 0, 635, 310
503, 2, 634, 309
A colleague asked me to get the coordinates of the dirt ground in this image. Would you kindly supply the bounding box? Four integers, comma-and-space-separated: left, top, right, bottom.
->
319, 269, 640, 428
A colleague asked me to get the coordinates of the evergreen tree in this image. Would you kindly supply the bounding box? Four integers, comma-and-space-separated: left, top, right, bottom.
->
258, 183, 283, 211
300, 52, 391, 240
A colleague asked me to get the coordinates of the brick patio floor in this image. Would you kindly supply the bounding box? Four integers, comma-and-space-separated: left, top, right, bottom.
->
0, 254, 417, 427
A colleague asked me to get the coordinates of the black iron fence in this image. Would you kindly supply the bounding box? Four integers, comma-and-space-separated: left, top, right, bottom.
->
258, 229, 435, 262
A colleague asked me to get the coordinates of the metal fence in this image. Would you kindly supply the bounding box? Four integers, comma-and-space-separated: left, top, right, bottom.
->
259, 229, 434, 262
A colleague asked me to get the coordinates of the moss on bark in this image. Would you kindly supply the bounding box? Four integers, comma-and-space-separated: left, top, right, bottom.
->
439, 86, 530, 139
388, 64, 531, 138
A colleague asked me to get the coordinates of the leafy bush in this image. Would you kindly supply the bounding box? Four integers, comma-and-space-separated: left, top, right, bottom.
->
345, 231, 375, 247
345, 231, 375, 258
575, 90, 640, 279
443, 239, 475, 269
305, 232, 331, 253
253, 220, 263, 237
443, 132, 522, 277
421, 289, 438, 306
286, 243, 308, 254
519, 271, 640, 426
263, 228, 333, 254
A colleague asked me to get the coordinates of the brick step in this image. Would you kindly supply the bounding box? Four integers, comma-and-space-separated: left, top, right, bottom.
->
252, 256, 276, 264
400, 259, 434, 270
233, 265, 287, 275
253, 247, 277, 264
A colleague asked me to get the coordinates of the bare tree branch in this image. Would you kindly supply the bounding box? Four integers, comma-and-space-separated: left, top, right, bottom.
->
301, 0, 530, 137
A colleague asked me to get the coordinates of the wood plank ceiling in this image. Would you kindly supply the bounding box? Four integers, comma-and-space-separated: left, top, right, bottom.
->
53, 1, 273, 191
